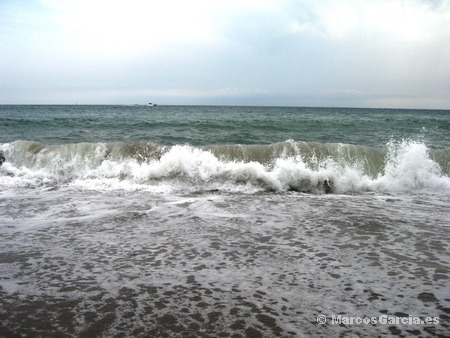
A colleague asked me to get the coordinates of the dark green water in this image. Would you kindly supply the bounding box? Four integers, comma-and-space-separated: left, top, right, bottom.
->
1, 105, 449, 148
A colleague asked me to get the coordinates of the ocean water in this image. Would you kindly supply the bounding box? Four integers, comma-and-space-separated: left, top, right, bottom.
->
0, 105, 449, 337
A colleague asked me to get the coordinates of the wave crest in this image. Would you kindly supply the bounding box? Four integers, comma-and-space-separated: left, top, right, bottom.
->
1, 140, 449, 194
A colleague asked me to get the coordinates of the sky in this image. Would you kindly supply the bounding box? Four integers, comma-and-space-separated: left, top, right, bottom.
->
0, 0, 449, 108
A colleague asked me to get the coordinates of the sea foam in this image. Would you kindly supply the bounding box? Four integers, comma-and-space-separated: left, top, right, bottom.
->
1, 139, 449, 194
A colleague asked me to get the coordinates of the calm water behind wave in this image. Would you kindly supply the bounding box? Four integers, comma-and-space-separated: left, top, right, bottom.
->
1, 105, 449, 148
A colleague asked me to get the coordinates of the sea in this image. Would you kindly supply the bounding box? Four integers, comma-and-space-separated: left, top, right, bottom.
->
0, 105, 449, 337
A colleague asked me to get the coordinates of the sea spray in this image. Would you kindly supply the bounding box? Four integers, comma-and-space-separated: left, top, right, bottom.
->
374, 139, 450, 192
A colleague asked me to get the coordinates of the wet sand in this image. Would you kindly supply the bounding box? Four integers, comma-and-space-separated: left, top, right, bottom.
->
1, 190, 449, 337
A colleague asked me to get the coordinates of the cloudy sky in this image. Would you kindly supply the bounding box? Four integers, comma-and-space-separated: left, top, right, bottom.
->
1, 0, 449, 108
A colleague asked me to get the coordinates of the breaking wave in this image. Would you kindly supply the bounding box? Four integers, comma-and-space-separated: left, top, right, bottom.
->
1, 139, 449, 194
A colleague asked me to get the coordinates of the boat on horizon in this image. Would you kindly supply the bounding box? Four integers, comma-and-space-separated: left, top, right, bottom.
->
148, 103, 157, 107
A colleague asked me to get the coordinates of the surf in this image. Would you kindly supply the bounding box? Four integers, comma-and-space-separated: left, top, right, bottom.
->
1, 139, 449, 194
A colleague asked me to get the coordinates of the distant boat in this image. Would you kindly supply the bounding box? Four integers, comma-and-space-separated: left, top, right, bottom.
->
148, 103, 157, 107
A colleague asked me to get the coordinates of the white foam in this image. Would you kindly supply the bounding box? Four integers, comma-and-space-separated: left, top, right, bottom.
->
374, 140, 450, 192
1, 140, 449, 194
